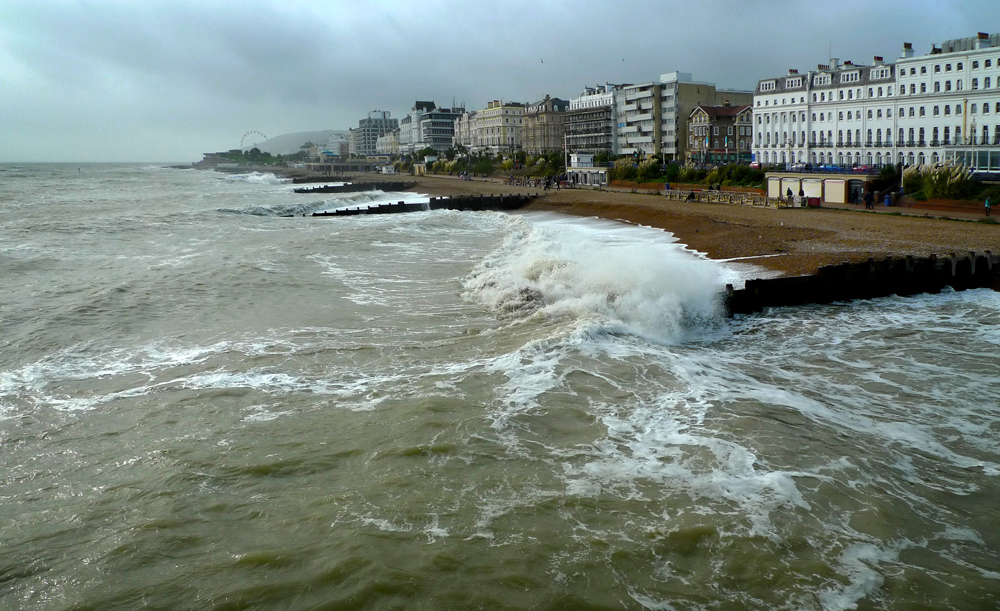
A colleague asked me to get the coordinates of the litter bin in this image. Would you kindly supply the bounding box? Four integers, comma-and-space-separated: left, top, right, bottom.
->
884, 194, 892, 207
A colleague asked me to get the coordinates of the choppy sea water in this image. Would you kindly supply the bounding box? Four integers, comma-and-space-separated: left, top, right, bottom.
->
1, 163, 998, 610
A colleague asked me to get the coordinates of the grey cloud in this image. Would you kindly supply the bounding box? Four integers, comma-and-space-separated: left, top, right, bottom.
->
0, 0, 996, 161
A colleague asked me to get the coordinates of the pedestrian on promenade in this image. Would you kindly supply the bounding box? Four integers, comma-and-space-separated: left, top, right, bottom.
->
987, 196, 992, 216
864, 190, 874, 209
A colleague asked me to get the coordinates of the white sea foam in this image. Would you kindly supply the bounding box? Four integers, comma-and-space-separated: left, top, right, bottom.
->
223, 172, 290, 186
464, 213, 726, 343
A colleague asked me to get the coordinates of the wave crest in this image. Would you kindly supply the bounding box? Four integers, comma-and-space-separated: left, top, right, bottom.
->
463, 215, 725, 342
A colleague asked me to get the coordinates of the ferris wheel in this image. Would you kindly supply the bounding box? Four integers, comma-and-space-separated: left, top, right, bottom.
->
241, 131, 268, 151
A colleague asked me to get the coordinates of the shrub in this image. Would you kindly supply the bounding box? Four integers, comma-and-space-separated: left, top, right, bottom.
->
902, 164, 924, 194
637, 158, 661, 181
611, 157, 637, 181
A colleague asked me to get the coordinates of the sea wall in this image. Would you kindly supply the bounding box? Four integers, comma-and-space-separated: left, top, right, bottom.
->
725, 251, 999, 315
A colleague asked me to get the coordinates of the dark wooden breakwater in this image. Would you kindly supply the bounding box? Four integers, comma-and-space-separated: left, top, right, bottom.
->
293, 181, 416, 194
725, 251, 1000, 316
306, 194, 538, 217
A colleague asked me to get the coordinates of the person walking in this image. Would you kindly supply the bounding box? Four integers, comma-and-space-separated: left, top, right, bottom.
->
864, 190, 874, 210
987, 196, 992, 216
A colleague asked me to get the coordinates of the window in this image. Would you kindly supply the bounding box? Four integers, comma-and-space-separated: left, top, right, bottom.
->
957, 62, 963, 70
867, 109, 873, 119
956, 80, 961, 91
920, 66, 927, 74
973, 61, 980, 69
888, 86, 893, 96
973, 78, 979, 89
934, 82, 940, 92
868, 87, 873, 97
887, 108, 892, 118
847, 111, 853, 120
877, 109, 883, 118
909, 107, 915, 117
728, 126, 733, 135
820, 113, 824, 121
986, 77, 992, 88
920, 106, 926, 117
920, 83, 926, 93
878, 87, 883, 96
945, 64, 952, 72
944, 105, 950, 116
987, 59, 993, 68
812, 93, 817, 102
932, 127, 939, 143
934, 65, 941, 73
840, 91, 844, 100
867, 129, 872, 143
811, 113, 816, 121
910, 67, 916, 75
972, 103, 978, 114
713, 126, 719, 135
848, 90, 853, 99
943, 126, 950, 144
821, 92, 826, 101
910, 84, 916, 94
839, 111, 843, 120
956, 105, 961, 115
933, 106, 939, 116
986, 104, 991, 115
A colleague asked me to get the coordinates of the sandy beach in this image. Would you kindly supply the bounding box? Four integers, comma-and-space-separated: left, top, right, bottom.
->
389, 173, 1000, 279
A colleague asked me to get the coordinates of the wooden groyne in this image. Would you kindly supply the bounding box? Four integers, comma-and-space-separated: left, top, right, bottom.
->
725, 251, 999, 315
306, 194, 538, 217
293, 181, 416, 194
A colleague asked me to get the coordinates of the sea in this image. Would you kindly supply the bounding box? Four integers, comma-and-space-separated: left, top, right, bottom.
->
1, 163, 998, 611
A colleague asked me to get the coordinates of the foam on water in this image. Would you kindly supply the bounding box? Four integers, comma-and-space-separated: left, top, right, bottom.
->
465, 213, 726, 344
222, 171, 290, 186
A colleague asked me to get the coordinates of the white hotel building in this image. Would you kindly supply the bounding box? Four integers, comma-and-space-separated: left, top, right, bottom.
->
753, 32, 1000, 174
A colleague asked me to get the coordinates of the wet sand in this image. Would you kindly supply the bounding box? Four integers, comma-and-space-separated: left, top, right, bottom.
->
396, 173, 1000, 278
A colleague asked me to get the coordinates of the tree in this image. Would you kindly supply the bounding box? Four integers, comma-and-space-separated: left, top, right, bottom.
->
416, 147, 437, 160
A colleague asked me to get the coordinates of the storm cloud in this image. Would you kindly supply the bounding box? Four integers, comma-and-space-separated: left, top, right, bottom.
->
1, 0, 995, 161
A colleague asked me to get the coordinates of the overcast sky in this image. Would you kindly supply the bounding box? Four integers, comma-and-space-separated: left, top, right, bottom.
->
2, 0, 997, 162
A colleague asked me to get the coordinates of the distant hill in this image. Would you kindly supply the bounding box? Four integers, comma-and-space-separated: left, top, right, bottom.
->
247, 131, 349, 155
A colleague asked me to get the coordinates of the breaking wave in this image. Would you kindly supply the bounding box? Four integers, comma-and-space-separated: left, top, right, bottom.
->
463, 213, 726, 343
222, 171, 290, 185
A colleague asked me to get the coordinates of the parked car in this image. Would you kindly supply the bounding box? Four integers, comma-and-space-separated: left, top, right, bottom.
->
749, 161, 761, 169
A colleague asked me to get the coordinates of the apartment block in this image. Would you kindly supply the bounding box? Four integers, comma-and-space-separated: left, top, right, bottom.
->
752, 32, 1000, 173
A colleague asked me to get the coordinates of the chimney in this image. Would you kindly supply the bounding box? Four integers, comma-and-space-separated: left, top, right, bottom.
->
873, 56, 884, 65
831, 58, 839, 69
723, 100, 731, 107
931, 45, 942, 55
901, 42, 914, 59
818, 64, 830, 70
788, 68, 798, 75
844, 60, 853, 66
975, 32, 992, 49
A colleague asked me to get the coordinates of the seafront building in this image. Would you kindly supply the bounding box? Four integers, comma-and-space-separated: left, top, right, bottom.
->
594, 73, 752, 162
522, 95, 570, 155
564, 84, 625, 156
376, 129, 400, 155
453, 100, 526, 153
752, 32, 1000, 173
686, 103, 754, 165
352, 111, 398, 157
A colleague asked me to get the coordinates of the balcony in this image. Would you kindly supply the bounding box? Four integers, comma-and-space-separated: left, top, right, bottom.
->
930, 140, 940, 146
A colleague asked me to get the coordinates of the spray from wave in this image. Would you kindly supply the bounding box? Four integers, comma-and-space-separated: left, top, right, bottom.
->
463, 214, 726, 343
222, 172, 290, 186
